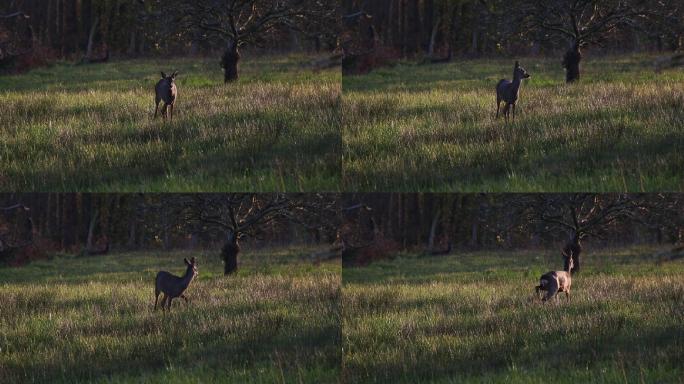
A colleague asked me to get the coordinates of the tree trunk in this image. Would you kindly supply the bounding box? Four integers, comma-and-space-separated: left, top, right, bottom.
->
562, 43, 582, 83
563, 233, 582, 273
469, 221, 478, 248
85, 16, 98, 59
127, 218, 136, 249
221, 231, 240, 275
86, 209, 98, 251
221, 41, 240, 83
161, 207, 171, 251
127, 30, 136, 56
428, 19, 439, 57
427, 210, 440, 250
62, 194, 77, 250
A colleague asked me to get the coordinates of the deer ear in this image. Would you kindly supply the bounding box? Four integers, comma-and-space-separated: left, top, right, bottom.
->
184, 258, 190, 265
190, 257, 195, 264
172, 71, 178, 78
161, 71, 167, 78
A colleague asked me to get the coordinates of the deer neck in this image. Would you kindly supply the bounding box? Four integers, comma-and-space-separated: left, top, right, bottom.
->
511, 75, 522, 94
180, 266, 194, 288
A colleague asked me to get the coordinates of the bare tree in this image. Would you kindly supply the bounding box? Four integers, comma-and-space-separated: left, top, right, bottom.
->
178, 0, 335, 83
530, 194, 645, 272
530, 0, 646, 82
176, 194, 338, 274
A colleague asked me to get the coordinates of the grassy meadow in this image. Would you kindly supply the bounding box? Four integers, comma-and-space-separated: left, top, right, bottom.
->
0, 247, 341, 383
343, 246, 684, 383
343, 54, 684, 191
0, 54, 340, 191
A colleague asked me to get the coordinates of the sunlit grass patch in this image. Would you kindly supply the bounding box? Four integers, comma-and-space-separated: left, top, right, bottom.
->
0, 55, 341, 191
343, 54, 684, 191
0, 248, 341, 383
342, 246, 684, 383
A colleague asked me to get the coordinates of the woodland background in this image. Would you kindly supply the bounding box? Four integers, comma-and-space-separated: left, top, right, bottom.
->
342, 0, 684, 74
0, 0, 339, 73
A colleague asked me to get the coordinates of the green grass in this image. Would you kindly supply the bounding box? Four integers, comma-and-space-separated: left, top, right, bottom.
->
0, 54, 340, 191
343, 246, 684, 383
343, 54, 684, 191
0, 247, 341, 383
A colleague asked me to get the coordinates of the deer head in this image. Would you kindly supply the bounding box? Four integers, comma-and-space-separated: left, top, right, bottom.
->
160, 71, 178, 84
514, 61, 531, 80
184, 257, 198, 278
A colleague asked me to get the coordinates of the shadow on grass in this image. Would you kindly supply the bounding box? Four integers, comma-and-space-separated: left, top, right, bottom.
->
344, 100, 683, 191
345, 305, 682, 383
5, 315, 339, 383
3, 105, 340, 190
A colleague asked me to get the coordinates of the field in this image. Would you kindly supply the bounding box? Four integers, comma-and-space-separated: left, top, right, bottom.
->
0, 247, 341, 383
343, 54, 684, 191
343, 246, 684, 383
0, 54, 340, 191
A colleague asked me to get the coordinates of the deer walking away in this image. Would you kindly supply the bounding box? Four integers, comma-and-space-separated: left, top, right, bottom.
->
496, 61, 530, 123
536, 255, 573, 302
154, 257, 197, 311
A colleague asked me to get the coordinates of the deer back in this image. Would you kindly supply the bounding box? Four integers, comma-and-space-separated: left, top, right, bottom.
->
155, 271, 186, 298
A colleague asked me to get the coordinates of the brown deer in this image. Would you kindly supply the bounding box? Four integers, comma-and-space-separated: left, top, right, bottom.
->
536, 255, 573, 302
154, 257, 197, 311
154, 71, 178, 121
496, 61, 531, 123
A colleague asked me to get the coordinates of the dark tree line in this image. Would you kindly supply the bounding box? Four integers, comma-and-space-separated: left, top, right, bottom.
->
4, 193, 682, 271
0, 0, 338, 75
342, 0, 684, 78
340, 194, 684, 269
0, 193, 340, 273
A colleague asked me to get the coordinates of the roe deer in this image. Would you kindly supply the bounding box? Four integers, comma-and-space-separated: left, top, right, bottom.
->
496, 61, 530, 123
154, 257, 197, 311
536, 255, 573, 302
154, 71, 178, 121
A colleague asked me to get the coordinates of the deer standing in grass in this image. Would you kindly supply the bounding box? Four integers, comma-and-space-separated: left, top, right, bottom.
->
536, 255, 573, 302
496, 61, 530, 123
154, 71, 178, 121
154, 257, 197, 311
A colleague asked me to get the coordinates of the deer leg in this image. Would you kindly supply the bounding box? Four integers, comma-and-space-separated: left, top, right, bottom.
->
167, 297, 173, 310
170, 104, 174, 122
496, 97, 500, 118
154, 100, 160, 119
180, 294, 189, 303
154, 292, 160, 310
512, 104, 516, 121
162, 103, 168, 120
160, 294, 168, 311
